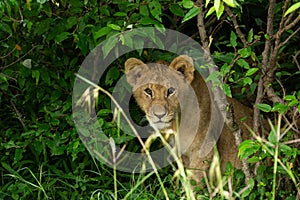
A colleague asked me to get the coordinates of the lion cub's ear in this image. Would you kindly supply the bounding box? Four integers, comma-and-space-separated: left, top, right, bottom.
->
169, 55, 195, 83
125, 58, 148, 86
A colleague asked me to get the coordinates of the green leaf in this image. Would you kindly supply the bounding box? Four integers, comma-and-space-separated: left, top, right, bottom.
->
247, 28, 253, 43
77, 33, 88, 55
0, 74, 7, 85
32, 70, 40, 85
66, 16, 77, 29
51, 118, 60, 126
170, 4, 184, 17
107, 24, 121, 31
182, 7, 200, 23
55, 32, 70, 43
139, 17, 161, 26
182, 0, 194, 9
251, 51, 256, 61
283, 95, 297, 101
0, 23, 12, 35
13, 149, 23, 165
105, 66, 120, 86
284, 2, 300, 17
205, 0, 210, 7
216, 1, 224, 19
214, 0, 221, 12
33, 19, 53, 36
149, 1, 162, 22
247, 156, 260, 163
238, 47, 252, 58
205, 6, 215, 18
205, 71, 221, 82
113, 12, 127, 17
133, 37, 144, 54
250, 82, 257, 94
243, 77, 252, 85
240, 116, 248, 122
1, 162, 17, 175
123, 33, 133, 48
236, 59, 250, 69
256, 103, 272, 112
220, 63, 230, 77
47, 140, 66, 156
140, 5, 149, 16
279, 143, 292, 155
17, 77, 25, 89
271, 103, 289, 114
230, 31, 237, 47
102, 35, 118, 58
93, 27, 111, 40
97, 109, 112, 117
32, 140, 44, 155
118, 32, 126, 44
238, 140, 260, 159
223, 83, 232, 97
245, 68, 259, 76
223, 0, 235, 7
288, 99, 298, 107
268, 129, 277, 144
225, 161, 234, 173
114, 135, 135, 144
100, 6, 110, 16
241, 178, 255, 197
241, 87, 246, 94
264, 34, 270, 40
51, 90, 62, 101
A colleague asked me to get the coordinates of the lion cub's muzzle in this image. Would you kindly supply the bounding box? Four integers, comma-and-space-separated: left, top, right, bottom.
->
148, 104, 173, 129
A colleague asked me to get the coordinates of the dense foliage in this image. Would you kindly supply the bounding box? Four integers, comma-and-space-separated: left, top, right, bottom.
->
1, 0, 299, 199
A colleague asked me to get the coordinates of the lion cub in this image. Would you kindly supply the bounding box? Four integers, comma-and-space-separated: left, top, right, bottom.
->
124, 55, 253, 182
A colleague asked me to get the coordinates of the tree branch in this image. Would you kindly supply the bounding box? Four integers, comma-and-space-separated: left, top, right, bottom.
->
262, 0, 300, 106
279, 26, 300, 49
196, 0, 252, 183
253, 0, 276, 133
196, 0, 210, 52
225, 6, 247, 47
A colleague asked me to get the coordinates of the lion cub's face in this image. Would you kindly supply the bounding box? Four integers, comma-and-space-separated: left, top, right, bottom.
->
125, 55, 195, 130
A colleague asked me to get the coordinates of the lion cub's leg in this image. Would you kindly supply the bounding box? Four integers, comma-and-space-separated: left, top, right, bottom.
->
183, 150, 214, 184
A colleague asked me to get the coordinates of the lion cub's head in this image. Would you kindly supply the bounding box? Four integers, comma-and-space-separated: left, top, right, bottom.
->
125, 55, 195, 130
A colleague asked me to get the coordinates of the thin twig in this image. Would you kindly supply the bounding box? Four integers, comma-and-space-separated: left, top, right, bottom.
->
293, 51, 300, 71
276, 14, 300, 37
1, 46, 37, 70
0, 34, 12, 43
278, 26, 300, 49
283, 139, 300, 145
10, 100, 26, 130
0, 46, 16, 59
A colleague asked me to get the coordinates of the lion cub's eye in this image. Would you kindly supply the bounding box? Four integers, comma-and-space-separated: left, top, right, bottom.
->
144, 88, 153, 96
167, 87, 175, 96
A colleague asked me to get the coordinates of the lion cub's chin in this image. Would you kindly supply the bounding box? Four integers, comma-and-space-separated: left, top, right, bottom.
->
151, 121, 172, 130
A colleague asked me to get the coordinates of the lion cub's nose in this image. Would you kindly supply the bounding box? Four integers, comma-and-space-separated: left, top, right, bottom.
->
151, 104, 167, 119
